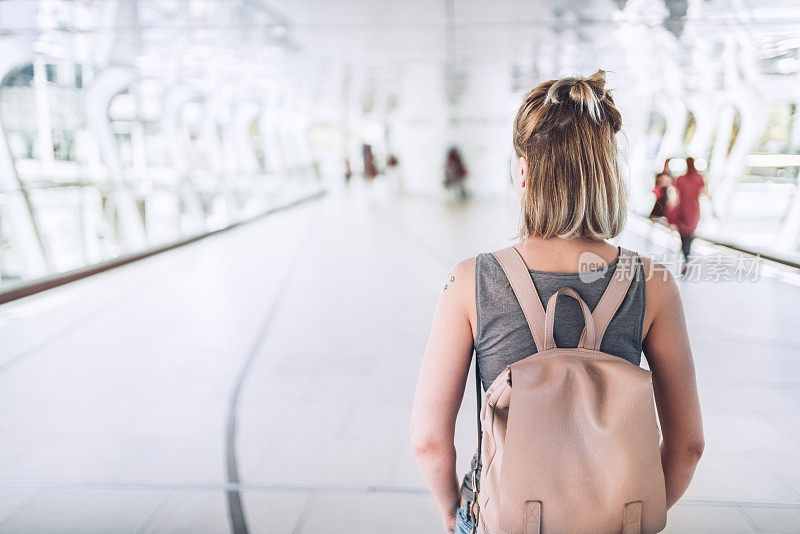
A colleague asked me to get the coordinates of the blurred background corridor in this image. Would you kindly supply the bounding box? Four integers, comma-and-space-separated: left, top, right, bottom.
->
1, 0, 800, 532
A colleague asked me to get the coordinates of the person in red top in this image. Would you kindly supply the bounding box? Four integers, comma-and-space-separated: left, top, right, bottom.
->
667, 157, 706, 272
649, 158, 674, 220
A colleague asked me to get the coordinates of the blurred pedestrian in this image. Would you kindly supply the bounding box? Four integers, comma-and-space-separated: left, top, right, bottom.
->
444, 147, 468, 200
385, 154, 403, 192
362, 144, 378, 180
669, 157, 706, 273
344, 158, 352, 183
649, 158, 676, 220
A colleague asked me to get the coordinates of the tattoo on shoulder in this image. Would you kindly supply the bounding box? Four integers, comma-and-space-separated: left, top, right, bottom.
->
443, 274, 456, 291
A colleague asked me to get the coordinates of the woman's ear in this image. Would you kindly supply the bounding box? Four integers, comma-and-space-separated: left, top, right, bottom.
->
518, 156, 527, 190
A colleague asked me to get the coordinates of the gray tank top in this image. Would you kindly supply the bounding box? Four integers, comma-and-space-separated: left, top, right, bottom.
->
461, 249, 647, 502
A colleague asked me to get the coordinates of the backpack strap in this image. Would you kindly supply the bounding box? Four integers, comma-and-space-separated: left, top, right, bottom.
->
544, 287, 597, 350
491, 246, 547, 352
624, 501, 643, 534
472, 245, 547, 528
579, 247, 639, 350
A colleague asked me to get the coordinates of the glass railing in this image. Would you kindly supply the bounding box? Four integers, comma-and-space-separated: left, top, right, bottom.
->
0, 166, 324, 298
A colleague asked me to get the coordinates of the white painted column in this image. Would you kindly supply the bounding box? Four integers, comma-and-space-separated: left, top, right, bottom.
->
391, 62, 447, 194
0, 38, 50, 276
32, 58, 54, 168
84, 66, 147, 250
162, 85, 204, 234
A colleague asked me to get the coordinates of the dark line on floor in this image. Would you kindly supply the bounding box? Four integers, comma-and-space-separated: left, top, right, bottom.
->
736, 504, 761, 532
224, 216, 319, 534
0, 486, 42, 528
136, 494, 170, 534
291, 493, 314, 534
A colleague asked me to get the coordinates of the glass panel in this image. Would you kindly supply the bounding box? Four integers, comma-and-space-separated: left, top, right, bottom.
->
645, 110, 667, 159
756, 103, 795, 155
0, 191, 34, 286
45, 64, 57, 84
0, 65, 322, 294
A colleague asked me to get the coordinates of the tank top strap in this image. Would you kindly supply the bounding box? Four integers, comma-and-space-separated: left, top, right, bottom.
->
580, 247, 639, 350
491, 246, 547, 351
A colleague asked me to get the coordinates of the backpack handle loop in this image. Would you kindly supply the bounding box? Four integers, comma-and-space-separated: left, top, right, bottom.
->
544, 288, 596, 350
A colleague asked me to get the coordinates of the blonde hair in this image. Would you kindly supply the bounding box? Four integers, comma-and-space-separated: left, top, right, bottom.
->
513, 69, 626, 241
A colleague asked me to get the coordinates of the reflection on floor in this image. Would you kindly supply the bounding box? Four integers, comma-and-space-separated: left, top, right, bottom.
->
1, 187, 799, 533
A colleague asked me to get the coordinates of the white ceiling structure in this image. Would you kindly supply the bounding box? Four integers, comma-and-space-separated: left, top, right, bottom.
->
3, 0, 798, 110
1, 0, 799, 210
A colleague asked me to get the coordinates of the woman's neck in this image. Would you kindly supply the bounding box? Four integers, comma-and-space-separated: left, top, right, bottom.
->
515, 236, 620, 272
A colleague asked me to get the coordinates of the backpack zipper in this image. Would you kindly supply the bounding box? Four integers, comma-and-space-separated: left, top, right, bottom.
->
507, 365, 512, 387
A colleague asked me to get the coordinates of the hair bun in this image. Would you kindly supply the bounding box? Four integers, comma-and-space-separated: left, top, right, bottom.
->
544, 69, 609, 124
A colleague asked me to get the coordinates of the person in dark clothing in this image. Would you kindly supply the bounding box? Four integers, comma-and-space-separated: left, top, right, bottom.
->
362, 144, 378, 180
444, 148, 468, 200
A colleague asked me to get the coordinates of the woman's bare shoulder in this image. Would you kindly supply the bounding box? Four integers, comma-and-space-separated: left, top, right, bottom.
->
441, 257, 477, 328
639, 255, 680, 298
443, 257, 476, 295
638, 255, 683, 337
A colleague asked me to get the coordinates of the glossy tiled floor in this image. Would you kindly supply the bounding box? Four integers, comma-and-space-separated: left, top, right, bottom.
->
1, 185, 799, 533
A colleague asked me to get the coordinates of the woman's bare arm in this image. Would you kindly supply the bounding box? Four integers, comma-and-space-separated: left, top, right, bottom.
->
410, 258, 476, 532
642, 263, 705, 508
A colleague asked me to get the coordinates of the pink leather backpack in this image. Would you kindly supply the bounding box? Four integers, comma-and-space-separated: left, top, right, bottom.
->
469, 246, 666, 534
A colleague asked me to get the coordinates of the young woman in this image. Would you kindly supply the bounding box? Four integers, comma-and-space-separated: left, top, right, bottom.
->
410, 71, 704, 533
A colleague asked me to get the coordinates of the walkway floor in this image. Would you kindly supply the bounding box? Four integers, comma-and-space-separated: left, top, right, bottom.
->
1, 187, 799, 533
